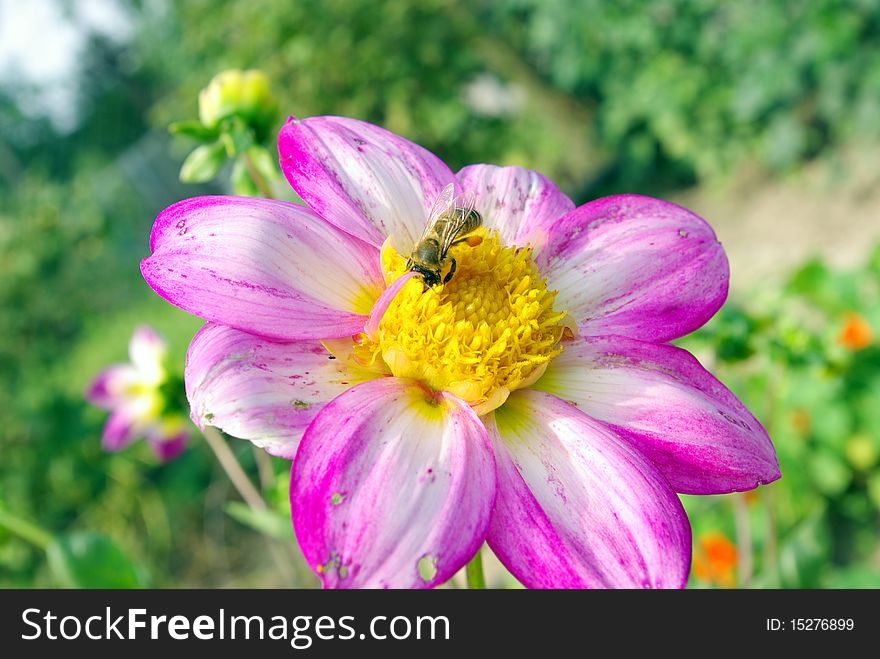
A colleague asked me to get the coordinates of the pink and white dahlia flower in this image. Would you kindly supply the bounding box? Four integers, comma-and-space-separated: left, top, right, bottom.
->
142, 115, 779, 588
86, 326, 188, 462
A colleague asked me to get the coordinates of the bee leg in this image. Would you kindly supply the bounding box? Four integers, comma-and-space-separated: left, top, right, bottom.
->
451, 235, 483, 248
443, 258, 457, 284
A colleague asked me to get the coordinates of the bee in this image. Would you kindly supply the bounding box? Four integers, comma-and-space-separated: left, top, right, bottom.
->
406, 183, 483, 287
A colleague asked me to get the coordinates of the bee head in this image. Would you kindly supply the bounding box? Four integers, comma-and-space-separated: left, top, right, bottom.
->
409, 263, 442, 288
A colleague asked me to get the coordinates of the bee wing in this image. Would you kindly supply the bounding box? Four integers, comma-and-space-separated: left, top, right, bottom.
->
437, 203, 477, 256
421, 182, 456, 240
454, 190, 479, 222
398, 183, 455, 255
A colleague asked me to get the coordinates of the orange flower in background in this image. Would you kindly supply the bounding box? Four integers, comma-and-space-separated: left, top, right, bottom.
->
789, 408, 811, 437
693, 531, 738, 588
838, 313, 873, 351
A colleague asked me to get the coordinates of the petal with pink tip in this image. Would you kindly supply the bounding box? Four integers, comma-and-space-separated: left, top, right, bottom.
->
148, 430, 188, 462
456, 164, 574, 249
364, 271, 418, 341
142, 196, 384, 341
486, 389, 691, 589
278, 116, 456, 250
102, 407, 145, 451
86, 365, 139, 409
533, 335, 780, 494
291, 378, 495, 589
539, 195, 729, 343
185, 324, 377, 459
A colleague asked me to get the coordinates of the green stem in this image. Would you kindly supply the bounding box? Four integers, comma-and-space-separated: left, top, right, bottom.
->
465, 547, 486, 589
201, 427, 297, 584
241, 150, 275, 199
201, 426, 267, 511
763, 486, 778, 573
732, 493, 753, 588
252, 444, 274, 493
0, 508, 53, 550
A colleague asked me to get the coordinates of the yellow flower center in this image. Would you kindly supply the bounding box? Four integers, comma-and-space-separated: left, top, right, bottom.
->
349, 230, 569, 415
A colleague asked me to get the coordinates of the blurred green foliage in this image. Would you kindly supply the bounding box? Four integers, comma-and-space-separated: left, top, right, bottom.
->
679, 247, 880, 588
1, 0, 879, 587
492, 0, 880, 189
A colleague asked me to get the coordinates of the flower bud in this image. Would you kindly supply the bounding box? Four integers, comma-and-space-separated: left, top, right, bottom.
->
198, 69, 278, 141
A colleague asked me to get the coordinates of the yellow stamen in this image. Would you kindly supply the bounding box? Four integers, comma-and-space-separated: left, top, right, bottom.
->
123, 382, 165, 420
354, 230, 568, 415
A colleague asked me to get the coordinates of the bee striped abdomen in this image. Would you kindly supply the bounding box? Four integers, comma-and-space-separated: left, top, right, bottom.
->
453, 208, 482, 236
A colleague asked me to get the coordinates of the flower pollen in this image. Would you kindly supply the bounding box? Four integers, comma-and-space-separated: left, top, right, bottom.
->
354, 230, 568, 414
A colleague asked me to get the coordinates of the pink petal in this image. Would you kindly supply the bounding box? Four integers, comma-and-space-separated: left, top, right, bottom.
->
185, 324, 375, 459
86, 365, 137, 409
486, 389, 691, 589
148, 430, 188, 462
539, 195, 729, 343
364, 270, 418, 341
534, 335, 780, 494
456, 164, 574, 248
142, 196, 384, 341
291, 378, 495, 589
278, 116, 456, 250
101, 407, 142, 451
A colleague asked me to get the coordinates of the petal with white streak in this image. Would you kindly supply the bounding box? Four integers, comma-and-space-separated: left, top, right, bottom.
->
102, 400, 155, 451
102, 409, 138, 451
291, 378, 496, 588
539, 195, 729, 343
185, 324, 378, 459
456, 164, 574, 249
278, 116, 456, 250
533, 335, 780, 494
142, 196, 384, 340
487, 389, 691, 589
86, 365, 139, 409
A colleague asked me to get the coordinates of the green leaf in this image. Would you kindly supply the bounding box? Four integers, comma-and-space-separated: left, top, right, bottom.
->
0, 507, 53, 549
168, 120, 219, 142
219, 117, 255, 157
246, 145, 280, 182
785, 259, 828, 296
868, 243, 880, 278
230, 156, 260, 197
755, 511, 829, 588
825, 567, 880, 588
46, 531, 148, 588
867, 472, 880, 510
231, 146, 282, 197
809, 449, 852, 496
179, 141, 227, 183
225, 502, 293, 541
